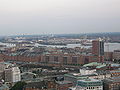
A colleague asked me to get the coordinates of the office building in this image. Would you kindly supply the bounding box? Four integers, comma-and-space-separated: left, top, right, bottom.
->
4, 67, 21, 83
76, 78, 103, 90
92, 39, 104, 62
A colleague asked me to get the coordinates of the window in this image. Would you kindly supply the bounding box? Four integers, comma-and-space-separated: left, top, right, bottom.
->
63, 57, 67, 64
45, 56, 49, 63
72, 56, 77, 64
54, 56, 58, 62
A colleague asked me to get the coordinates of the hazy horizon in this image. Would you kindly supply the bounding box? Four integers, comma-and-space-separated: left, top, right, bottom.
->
0, 0, 120, 36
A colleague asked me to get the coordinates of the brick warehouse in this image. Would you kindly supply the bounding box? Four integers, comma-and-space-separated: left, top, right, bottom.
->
0, 39, 104, 66
0, 53, 104, 66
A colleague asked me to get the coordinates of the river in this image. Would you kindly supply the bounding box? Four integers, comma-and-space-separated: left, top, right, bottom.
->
0, 42, 120, 52
35, 43, 120, 52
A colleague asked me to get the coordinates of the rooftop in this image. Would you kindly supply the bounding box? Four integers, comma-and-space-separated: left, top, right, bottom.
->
83, 62, 106, 67
78, 78, 100, 82
56, 81, 72, 85
64, 73, 97, 79
64, 73, 87, 79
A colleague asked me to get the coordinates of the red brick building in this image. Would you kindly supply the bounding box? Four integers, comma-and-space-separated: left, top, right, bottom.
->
92, 39, 104, 62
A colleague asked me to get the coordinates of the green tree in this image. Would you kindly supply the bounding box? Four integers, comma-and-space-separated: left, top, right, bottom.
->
10, 81, 27, 90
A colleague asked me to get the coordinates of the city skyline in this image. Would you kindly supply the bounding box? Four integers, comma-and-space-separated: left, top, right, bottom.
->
0, 0, 120, 36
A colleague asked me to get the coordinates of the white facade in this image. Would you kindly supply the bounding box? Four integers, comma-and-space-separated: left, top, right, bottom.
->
5, 67, 21, 83
12, 67, 21, 82
80, 68, 96, 75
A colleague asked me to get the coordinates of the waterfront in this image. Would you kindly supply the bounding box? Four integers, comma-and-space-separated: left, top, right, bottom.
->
0, 42, 120, 52
36, 43, 120, 52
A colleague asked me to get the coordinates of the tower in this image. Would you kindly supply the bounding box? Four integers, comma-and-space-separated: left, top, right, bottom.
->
92, 38, 104, 62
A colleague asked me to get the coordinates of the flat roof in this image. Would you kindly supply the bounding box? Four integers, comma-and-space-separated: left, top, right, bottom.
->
56, 81, 72, 85
78, 78, 101, 82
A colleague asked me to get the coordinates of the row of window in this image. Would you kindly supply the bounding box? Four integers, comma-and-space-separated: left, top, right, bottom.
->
86, 86, 101, 89
45, 56, 78, 64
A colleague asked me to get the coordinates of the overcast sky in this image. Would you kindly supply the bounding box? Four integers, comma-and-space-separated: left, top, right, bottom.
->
0, 0, 120, 36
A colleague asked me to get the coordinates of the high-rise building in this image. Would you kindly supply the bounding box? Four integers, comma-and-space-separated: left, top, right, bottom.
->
92, 38, 104, 62
92, 38, 104, 56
